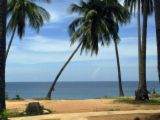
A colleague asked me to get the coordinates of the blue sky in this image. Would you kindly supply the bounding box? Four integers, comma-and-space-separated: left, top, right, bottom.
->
6, 0, 158, 82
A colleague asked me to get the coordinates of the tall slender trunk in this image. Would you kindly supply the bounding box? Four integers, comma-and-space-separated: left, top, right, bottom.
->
0, 0, 7, 112
46, 41, 83, 99
135, 0, 149, 101
154, 0, 160, 82
6, 26, 16, 62
138, 0, 142, 86
114, 40, 124, 97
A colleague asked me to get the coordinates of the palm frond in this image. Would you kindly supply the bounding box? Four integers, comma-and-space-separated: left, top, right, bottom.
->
68, 0, 130, 55
7, 0, 50, 39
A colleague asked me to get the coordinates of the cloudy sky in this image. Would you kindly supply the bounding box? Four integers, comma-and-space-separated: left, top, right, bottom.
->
6, 0, 158, 82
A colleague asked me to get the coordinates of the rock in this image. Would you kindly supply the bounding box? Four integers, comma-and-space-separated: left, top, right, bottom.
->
25, 102, 43, 115
43, 109, 50, 114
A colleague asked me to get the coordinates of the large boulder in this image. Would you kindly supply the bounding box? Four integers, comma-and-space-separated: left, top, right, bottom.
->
25, 102, 43, 115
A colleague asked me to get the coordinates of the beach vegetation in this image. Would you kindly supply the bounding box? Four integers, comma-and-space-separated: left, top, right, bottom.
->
115, 96, 160, 105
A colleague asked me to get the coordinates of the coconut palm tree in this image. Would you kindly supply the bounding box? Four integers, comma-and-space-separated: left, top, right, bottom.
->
154, 0, 160, 82
124, 0, 154, 101
0, 0, 50, 114
124, 0, 142, 89
46, 0, 130, 99
0, 0, 7, 113
136, 0, 149, 100
135, 0, 153, 100
6, 0, 50, 61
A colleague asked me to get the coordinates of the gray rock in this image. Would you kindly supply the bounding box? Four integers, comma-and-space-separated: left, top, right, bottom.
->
25, 102, 43, 115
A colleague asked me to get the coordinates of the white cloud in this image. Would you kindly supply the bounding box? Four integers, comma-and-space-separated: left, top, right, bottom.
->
48, 11, 76, 24
49, 11, 61, 23
21, 36, 74, 52
43, 4, 76, 24
7, 35, 157, 65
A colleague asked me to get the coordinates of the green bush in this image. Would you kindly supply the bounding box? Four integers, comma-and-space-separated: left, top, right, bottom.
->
0, 110, 8, 120
12, 94, 23, 100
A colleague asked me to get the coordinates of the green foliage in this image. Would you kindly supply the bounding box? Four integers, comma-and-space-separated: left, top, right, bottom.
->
68, 0, 130, 55
124, 0, 154, 15
12, 94, 23, 100
7, 0, 50, 39
7, 111, 25, 118
149, 93, 160, 99
0, 110, 8, 120
3, 108, 52, 118
115, 97, 160, 105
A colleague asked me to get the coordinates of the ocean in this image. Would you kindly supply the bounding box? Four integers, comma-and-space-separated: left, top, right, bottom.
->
6, 81, 160, 99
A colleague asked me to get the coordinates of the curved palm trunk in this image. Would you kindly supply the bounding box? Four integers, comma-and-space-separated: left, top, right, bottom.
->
0, 0, 7, 112
46, 41, 83, 99
135, 0, 149, 101
6, 26, 16, 62
154, 0, 160, 82
114, 40, 124, 97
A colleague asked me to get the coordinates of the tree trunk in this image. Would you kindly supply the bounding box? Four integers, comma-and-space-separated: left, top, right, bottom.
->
154, 0, 160, 82
46, 41, 83, 99
114, 40, 124, 97
6, 26, 16, 62
0, 0, 7, 112
135, 0, 149, 101
138, 0, 142, 85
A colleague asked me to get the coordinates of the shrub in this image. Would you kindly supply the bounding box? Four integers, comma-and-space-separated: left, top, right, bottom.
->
12, 94, 23, 100
0, 110, 8, 120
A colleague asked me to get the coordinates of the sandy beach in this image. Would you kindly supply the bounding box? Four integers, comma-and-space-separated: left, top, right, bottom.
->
7, 99, 160, 113
7, 98, 160, 120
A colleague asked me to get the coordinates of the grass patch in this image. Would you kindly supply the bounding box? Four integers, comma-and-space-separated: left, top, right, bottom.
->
7, 111, 26, 118
8, 110, 52, 118
7, 108, 52, 118
149, 94, 160, 99
115, 97, 160, 105
107, 108, 120, 111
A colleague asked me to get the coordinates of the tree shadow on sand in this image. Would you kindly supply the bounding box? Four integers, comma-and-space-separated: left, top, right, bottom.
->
135, 114, 160, 120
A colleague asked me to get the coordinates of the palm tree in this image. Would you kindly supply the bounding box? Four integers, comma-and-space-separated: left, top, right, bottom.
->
46, 40, 83, 99
0, 0, 50, 114
6, 0, 50, 61
124, 0, 142, 90
124, 0, 153, 101
136, 0, 149, 100
154, 0, 160, 82
0, 0, 7, 113
46, 0, 130, 99
135, 0, 153, 100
